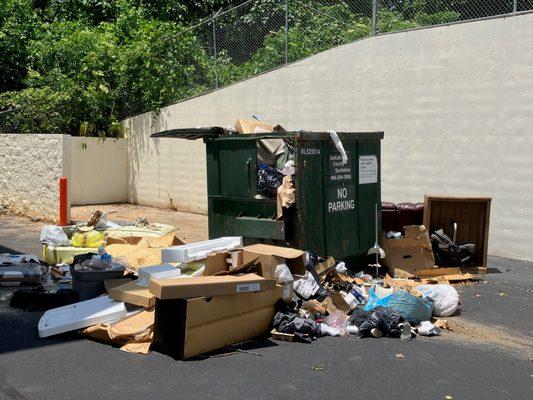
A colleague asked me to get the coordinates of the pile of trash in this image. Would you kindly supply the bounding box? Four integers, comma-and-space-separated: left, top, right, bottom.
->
1, 214, 472, 360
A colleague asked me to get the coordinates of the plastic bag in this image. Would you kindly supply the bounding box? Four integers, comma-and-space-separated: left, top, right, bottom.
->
71, 230, 106, 248
324, 310, 347, 336
257, 163, 284, 198
415, 284, 459, 317
40, 225, 70, 246
364, 288, 434, 325
274, 263, 294, 284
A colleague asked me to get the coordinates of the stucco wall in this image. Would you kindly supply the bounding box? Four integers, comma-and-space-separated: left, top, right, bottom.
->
0, 134, 71, 221
70, 137, 128, 205
123, 13, 533, 260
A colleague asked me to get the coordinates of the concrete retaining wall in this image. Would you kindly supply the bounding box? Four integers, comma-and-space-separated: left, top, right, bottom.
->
0, 133, 71, 221
122, 13, 533, 260
70, 137, 128, 205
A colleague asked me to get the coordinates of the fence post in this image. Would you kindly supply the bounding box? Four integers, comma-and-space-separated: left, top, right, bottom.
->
513, 0, 518, 13
212, 14, 219, 89
371, 0, 378, 36
284, 0, 289, 64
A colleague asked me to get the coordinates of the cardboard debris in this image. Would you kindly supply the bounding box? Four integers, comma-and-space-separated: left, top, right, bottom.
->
149, 273, 277, 300
106, 234, 184, 273
277, 175, 296, 218
242, 244, 306, 280
415, 267, 462, 278
235, 118, 274, 134
109, 280, 156, 308
383, 274, 419, 289
84, 308, 154, 354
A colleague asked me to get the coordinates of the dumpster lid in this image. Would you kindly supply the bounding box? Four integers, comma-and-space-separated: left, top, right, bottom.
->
150, 126, 232, 140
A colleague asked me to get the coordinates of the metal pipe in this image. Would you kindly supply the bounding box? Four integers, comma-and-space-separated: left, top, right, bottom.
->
371, 0, 378, 36
284, 0, 289, 64
212, 15, 219, 89
513, 0, 518, 13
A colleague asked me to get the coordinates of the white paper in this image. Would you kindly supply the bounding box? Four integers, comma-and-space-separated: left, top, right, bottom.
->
359, 155, 378, 184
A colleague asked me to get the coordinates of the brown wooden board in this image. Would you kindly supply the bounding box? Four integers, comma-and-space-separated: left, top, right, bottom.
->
423, 195, 491, 270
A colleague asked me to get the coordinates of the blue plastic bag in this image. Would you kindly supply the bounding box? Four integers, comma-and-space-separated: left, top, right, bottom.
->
364, 287, 434, 325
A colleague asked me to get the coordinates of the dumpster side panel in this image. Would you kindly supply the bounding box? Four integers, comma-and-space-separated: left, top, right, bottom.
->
322, 142, 360, 261
295, 141, 326, 256
356, 140, 382, 254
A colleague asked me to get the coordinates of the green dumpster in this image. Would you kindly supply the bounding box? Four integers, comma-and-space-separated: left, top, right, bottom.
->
152, 128, 383, 265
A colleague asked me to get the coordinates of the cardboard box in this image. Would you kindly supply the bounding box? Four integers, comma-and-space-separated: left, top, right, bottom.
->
153, 285, 283, 360
314, 257, 336, 276
109, 280, 156, 308
381, 225, 435, 277
242, 244, 307, 280
203, 252, 258, 277
235, 118, 273, 134
149, 273, 276, 300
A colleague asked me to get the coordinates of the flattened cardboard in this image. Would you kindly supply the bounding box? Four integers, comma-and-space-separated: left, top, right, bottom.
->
109, 280, 156, 308
84, 308, 154, 355
153, 285, 283, 360
242, 244, 306, 280
149, 273, 276, 300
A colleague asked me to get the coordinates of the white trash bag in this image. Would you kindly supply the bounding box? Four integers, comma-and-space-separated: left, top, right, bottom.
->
40, 225, 70, 247
415, 284, 459, 317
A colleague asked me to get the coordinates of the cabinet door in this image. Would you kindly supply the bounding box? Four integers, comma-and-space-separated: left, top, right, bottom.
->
218, 140, 257, 198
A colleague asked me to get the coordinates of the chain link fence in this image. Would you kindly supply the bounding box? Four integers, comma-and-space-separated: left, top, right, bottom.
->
1, 0, 532, 132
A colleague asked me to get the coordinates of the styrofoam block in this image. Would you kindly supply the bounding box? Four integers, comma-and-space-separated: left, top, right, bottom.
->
38, 295, 127, 338
137, 264, 181, 287
161, 237, 243, 263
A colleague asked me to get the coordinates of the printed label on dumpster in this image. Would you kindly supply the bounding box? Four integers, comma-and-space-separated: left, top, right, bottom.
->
329, 152, 351, 182
236, 283, 261, 293
359, 155, 378, 184
300, 147, 321, 156
327, 185, 355, 213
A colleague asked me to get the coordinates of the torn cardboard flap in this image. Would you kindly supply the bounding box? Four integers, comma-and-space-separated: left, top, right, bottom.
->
149, 273, 277, 300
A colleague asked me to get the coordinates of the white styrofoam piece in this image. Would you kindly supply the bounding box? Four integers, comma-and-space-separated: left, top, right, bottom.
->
137, 264, 181, 287
161, 237, 243, 263
38, 295, 127, 338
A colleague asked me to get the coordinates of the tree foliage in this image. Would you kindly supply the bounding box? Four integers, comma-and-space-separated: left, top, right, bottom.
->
0, 0, 519, 136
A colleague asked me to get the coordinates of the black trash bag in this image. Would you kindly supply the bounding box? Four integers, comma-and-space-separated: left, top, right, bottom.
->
357, 306, 404, 338
273, 300, 319, 343
257, 163, 284, 198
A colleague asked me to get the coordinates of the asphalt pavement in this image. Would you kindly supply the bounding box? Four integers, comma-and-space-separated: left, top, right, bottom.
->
0, 217, 532, 400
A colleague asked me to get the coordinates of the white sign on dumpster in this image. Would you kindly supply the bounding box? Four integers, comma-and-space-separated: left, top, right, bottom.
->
358, 155, 378, 184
